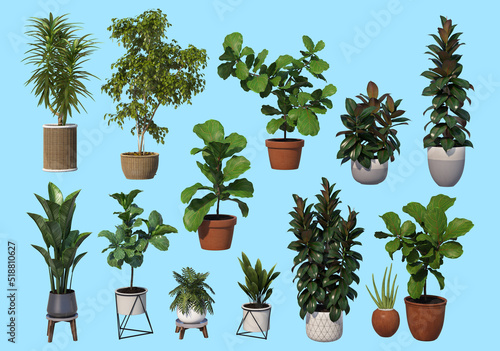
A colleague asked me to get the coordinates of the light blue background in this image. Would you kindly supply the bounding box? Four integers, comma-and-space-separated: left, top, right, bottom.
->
1, 0, 497, 350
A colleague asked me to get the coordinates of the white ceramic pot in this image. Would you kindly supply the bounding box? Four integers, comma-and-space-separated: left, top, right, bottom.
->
351, 159, 388, 185
115, 287, 147, 316
242, 303, 271, 332
306, 311, 343, 342
427, 146, 465, 187
177, 307, 207, 324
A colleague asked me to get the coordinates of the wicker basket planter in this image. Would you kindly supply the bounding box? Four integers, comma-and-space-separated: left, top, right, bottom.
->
43, 124, 77, 172
120, 152, 159, 180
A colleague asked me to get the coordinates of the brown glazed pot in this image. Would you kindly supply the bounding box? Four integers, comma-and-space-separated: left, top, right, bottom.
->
265, 138, 304, 170
120, 152, 159, 179
197, 215, 236, 250
372, 308, 400, 337
43, 124, 77, 172
404, 295, 447, 341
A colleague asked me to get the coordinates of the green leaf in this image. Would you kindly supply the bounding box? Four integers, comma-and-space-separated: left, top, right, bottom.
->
309, 59, 329, 75
443, 218, 474, 241
217, 62, 234, 80
374, 231, 392, 239
401, 220, 416, 236
223, 156, 251, 181
380, 212, 401, 236
429, 268, 445, 290
226, 198, 249, 217
181, 183, 212, 204
223, 32, 243, 56
427, 194, 456, 212
98, 230, 117, 245
261, 105, 282, 116
266, 118, 284, 134
149, 236, 170, 251
235, 61, 249, 80
314, 40, 325, 52
423, 208, 447, 243
48, 182, 64, 205
385, 238, 400, 258
193, 119, 224, 144
322, 84, 337, 98
241, 46, 254, 56
275, 55, 294, 70
183, 193, 217, 232
402, 202, 426, 224
302, 35, 314, 51
298, 92, 312, 106
297, 108, 319, 136
247, 74, 268, 93
224, 179, 254, 198
152, 224, 178, 236
408, 273, 427, 299
253, 49, 268, 73
439, 242, 463, 258
224, 132, 247, 157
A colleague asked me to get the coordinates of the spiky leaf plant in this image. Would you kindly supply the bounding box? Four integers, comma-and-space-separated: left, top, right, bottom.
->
169, 267, 215, 315
366, 264, 399, 309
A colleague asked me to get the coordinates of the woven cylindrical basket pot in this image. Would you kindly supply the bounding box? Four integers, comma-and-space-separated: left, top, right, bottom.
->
120, 152, 159, 180
43, 124, 77, 172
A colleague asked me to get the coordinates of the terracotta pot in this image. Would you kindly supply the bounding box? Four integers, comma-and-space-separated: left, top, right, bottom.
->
372, 308, 400, 337
351, 159, 388, 185
47, 290, 77, 318
265, 138, 304, 170
120, 152, 159, 179
242, 303, 271, 332
305, 310, 343, 342
197, 215, 236, 250
115, 287, 147, 316
43, 124, 77, 172
404, 295, 447, 341
427, 147, 465, 187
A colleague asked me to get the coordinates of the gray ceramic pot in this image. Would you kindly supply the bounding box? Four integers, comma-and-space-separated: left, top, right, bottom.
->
47, 290, 77, 317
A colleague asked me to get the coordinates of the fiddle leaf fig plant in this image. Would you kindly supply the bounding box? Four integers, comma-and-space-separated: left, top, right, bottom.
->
181, 119, 254, 232
288, 177, 364, 322
375, 194, 473, 300
422, 16, 474, 151
169, 267, 215, 315
336, 81, 410, 169
99, 189, 177, 288
218, 32, 336, 139
102, 9, 208, 154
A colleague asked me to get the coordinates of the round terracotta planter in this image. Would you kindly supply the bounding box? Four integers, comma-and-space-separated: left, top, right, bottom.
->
47, 289, 77, 318
404, 295, 447, 341
115, 287, 148, 316
265, 138, 304, 170
372, 308, 400, 337
43, 124, 77, 172
351, 159, 388, 185
427, 146, 465, 187
197, 214, 236, 250
120, 152, 159, 180
242, 303, 271, 332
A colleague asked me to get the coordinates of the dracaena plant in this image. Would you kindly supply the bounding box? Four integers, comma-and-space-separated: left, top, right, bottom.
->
28, 183, 91, 294
218, 33, 336, 139
336, 81, 410, 169
23, 13, 98, 125
99, 189, 177, 288
422, 16, 474, 151
288, 177, 363, 322
102, 9, 208, 154
237, 252, 280, 308
181, 119, 254, 232
169, 267, 215, 315
375, 194, 473, 300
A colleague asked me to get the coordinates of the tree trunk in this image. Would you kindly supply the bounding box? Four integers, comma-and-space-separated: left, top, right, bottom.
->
130, 267, 134, 289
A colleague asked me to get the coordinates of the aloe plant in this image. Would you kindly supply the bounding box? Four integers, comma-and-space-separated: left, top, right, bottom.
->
366, 264, 399, 309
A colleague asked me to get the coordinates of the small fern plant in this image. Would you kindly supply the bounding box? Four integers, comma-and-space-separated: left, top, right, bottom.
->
169, 267, 215, 315
366, 264, 398, 309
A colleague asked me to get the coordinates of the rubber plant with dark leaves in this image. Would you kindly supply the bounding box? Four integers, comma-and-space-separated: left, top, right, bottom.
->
218, 33, 336, 140
336, 81, 409, 169
288, 177, 363, 322
102, 9, 208, 155
374, 194, 473, 301
99, 190, 177, 290
422, 16, 474, 151
181, 119, 254, 231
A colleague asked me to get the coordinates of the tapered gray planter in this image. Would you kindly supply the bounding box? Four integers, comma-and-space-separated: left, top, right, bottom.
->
427, 147, 465, 187
47, 290, 77, 317
351, 159, 388, 185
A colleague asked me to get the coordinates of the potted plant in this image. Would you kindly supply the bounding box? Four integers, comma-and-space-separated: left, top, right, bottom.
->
366, 264, 399, 337
23, 13, 98, 172
288, 177, 364, 342
99, 189, 177, 337
218, 33, 337, 170
422, 16, 474, 187
336, 81, 410, 184
237, 252, 280, 335
28, 182, 91, 318
169, 267, 215, 324
181, 119, 254, 250
374, 194, 473, 341
102, 9, 208, 179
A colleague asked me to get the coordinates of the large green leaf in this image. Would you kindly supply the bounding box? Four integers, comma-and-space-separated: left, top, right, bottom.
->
429, 268, 445, 289
266, 118, 284, 134
442, 218, 474, 241
193, 120, 224, 144
235, 61, 249, 80
322, 84, 337, 98
423, 208, 447, 243
48, 182, 64, 205
223, 32, 243, 56
408, 269, 427, 299
153, 224, 178, 236
439, 242, 463, 258
183, 193, 217, 232
309, 59, 329, 75
275, 55, 294, 70
401, 220, 416, 236
297, 108, 319, 136
223, 156, 251, 181
224, 179, 254, 198
226, 198, 249, 217
302, 35, 314, 51
402, 202, 426, 225
149, 236, 170, 251
253, 49, 268, 73
34, 194, 58, 221
427, 194, 456, 212
28, 212, 55, 247
247, 74, 268, 93
98, 230, 117, 245
147, 210, 163, 232
218, 62, 234, 80
380, 212, 401, 236
224, 132, 247, 157
181, 183, 213, 204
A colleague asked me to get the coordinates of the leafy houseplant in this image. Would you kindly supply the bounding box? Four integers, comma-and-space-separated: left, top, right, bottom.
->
218, 33, 337, 169
237, 252, 280, 334
102, 9, 208, 179
28, 182, 91, 317
23, 13, 98, 171
366, 264, 400, 337
422, 16, 474, 186
375, 194, 473, 341
169, 267, 215, 324
181, 119, 254, 250
288, 177, 364, 342
336, 81, 409, 184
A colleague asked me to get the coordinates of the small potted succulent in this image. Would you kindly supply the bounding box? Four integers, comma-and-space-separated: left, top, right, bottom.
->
375, 194, 473, 341
422, 16, 474, 187
23, 13, 98, 172
218, 33, 337, 170
181, 119, 254, 250
336, 81, 409, 184
169, 267, 215, 324
366, 264, 400, 337
237, 252, 280, 335
102, 9, 208, 179
99, 189, 177, 337
28, 183, 91, 318
288, 177, 364, 342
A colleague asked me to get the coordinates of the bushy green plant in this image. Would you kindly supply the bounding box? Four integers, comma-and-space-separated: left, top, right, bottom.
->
169, 267, 215, 315
29, 183, 91, 294
366, 264, 398, 309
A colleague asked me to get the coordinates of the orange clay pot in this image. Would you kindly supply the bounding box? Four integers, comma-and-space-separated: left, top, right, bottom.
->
265, 139, 304, 170
372, 308, 400, 337
404, 295, 447, 341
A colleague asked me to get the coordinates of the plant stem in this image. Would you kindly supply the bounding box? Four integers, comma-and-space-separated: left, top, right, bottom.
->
216, 198, 220, 218
130, 266, 134, 288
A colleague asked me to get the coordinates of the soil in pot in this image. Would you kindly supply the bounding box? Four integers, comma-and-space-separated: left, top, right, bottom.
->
404, 295, 447, 341
265, 138, 304, 170
198, 214, 236, 251
115, 287, 148, 316
47, 289, 77, 318
120, 152, 159, 180
372, 308, 400, 337
242, 303, 271, 332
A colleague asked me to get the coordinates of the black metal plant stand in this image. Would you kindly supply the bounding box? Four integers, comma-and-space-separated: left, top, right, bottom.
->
236, 309, 270, 340
115, 294, 153, 340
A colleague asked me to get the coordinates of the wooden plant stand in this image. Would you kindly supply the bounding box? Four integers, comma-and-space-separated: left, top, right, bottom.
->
175, 318, 208, 340
46, 313, 78, 342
